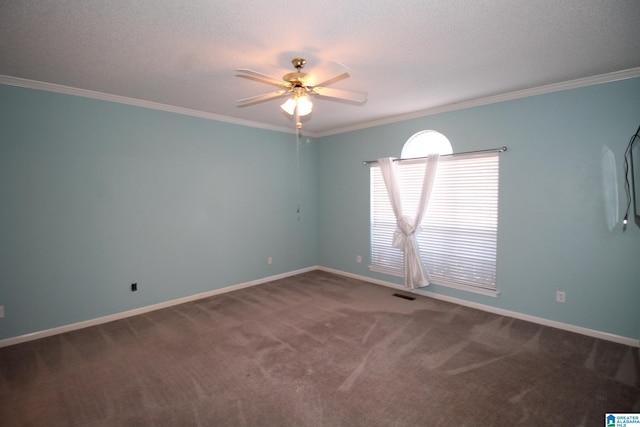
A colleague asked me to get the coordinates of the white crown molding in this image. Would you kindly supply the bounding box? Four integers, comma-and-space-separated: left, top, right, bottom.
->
2, 67, 639, 139
315, 67, 640, 137
0, 75, 297, 135
317, 266, 640, 348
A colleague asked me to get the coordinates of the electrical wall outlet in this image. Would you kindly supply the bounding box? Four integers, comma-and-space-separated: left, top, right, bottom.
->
131, 283, 138, 292
267, 257, 273, 265
0, 305, 4, 318
356, 255, 362, 263
556, 291, 566, 303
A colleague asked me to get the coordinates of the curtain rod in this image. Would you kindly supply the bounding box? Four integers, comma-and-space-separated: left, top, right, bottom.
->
362, 146, 507, 165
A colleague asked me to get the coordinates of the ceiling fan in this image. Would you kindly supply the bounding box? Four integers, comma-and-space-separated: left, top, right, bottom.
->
235, 58, 367, 127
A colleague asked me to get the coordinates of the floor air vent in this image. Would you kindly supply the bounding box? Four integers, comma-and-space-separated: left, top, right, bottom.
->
392, 293, 416, 301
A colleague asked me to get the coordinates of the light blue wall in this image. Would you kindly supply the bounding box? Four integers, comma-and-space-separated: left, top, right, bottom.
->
0, 85, 318, 340
318, 78, 640, 340
1, 78, 638, 343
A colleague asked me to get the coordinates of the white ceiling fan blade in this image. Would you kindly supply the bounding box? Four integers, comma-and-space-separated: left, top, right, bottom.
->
303, 60, 350, 86
236, 90, 289, 107
308, 72, 350, 89
311, 86, 367, 104
235, 69, 288, 88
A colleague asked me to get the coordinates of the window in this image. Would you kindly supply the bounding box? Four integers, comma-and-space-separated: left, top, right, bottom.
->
402, 130, 453, 158
370, 131, 500, 296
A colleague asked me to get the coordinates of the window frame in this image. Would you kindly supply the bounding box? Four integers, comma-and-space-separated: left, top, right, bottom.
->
369, 131, 500, 297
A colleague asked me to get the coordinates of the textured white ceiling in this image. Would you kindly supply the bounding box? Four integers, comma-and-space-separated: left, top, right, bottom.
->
1, 0, 639, 135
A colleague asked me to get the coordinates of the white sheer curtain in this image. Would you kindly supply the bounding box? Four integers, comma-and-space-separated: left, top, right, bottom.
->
378, 154, 439, 289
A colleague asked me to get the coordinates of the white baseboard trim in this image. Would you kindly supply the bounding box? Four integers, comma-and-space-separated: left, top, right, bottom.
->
0, 266, 316, 348
2, 265, 637, 349
318, 266, 640, 348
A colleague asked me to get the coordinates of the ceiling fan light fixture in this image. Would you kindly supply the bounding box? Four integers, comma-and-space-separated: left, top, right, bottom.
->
237, 57, 366, 123
296, 94, 313, 116
280, 97, 297, 115
281, 93, 313, 116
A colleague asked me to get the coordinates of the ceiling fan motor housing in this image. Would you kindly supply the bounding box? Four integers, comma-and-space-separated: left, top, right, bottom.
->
283, 72, 308, 88
284, 58, 309, 89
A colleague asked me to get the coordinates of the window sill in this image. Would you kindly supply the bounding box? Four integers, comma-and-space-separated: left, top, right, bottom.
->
368, 265, 499, 297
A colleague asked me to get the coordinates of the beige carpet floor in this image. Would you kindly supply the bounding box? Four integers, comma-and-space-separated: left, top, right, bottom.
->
1, 270, 638, 426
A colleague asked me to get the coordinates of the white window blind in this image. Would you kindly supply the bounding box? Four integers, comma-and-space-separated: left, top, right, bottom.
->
370, 152, 500, 295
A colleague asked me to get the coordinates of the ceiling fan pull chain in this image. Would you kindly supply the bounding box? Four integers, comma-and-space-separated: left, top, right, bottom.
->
296, 126, 301, 220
